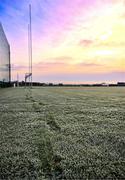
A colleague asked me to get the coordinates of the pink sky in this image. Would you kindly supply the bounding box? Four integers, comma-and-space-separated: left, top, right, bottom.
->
0, 0, 125, 83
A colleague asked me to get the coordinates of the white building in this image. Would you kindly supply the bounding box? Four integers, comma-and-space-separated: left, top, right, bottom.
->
0, 22, 11, 82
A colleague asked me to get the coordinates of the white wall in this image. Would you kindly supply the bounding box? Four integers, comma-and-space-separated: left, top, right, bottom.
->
0, 23, 10, 82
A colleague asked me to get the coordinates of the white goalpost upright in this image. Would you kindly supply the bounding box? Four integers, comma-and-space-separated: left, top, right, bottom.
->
25, 4, 32, 88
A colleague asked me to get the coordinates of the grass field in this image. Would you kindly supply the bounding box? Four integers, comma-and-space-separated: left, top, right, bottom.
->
0, 87, 125, 179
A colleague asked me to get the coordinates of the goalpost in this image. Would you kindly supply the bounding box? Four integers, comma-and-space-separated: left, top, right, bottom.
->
25, 4, 32, 88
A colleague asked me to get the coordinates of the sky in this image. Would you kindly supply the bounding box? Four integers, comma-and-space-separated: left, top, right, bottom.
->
0, 0, 125, 83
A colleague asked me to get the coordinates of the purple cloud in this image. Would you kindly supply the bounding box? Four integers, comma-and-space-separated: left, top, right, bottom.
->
79, 39, 93, 47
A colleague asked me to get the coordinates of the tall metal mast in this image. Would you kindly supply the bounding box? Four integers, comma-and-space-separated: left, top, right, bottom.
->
29, 4, 32, 87
28, 24, 31, 86
25, 5, 32, 88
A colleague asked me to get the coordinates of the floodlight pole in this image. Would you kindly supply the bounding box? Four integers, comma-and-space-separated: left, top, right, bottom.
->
29, 4, 32, 88
17, 73, 19, 87
28, 24, 31, 86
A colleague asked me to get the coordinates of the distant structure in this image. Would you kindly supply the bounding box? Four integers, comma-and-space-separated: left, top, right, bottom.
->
117, 82, 125, 86
0, 22, 11, 83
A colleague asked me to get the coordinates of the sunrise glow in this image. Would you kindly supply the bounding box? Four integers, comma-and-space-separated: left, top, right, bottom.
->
0, 0, 125, 83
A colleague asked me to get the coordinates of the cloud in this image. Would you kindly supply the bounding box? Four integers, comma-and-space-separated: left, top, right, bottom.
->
96, 41, 125, 47
32, 60, 110, 76
77, 62, 103, 67
33, 71, 125, 83
37, 56, 73, 64
11, 60, 124, 83
0, 0, 124, 82
79, 39, 125, 48
79, 39, 94, 47
11, 64, 28, 71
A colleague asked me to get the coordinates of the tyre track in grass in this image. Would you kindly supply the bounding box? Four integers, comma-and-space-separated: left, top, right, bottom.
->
30, 87, 125, 179
0, 87, 125, 179
0, 88, 48, 179
27, 89, 66, 179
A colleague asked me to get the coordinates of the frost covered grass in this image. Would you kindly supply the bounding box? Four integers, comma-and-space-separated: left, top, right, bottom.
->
0, 87, 125, 179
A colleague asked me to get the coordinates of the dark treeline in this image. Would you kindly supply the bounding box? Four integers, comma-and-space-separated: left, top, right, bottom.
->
0, 82, 13, 88
0, 81, 125, 88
